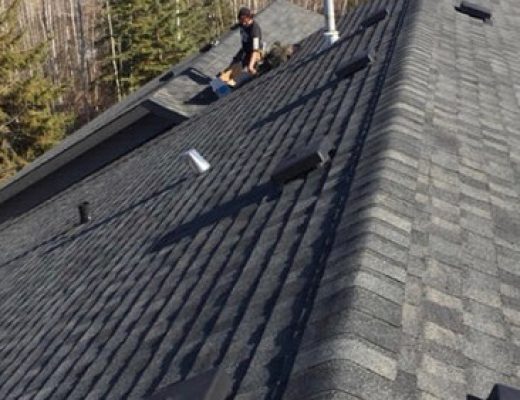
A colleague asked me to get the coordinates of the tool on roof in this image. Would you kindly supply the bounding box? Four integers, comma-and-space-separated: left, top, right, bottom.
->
272, 136, 334, 185
183, 149, 211, 174
455, 1, 492, 21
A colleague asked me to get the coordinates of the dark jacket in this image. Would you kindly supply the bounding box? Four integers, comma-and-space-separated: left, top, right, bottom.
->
233, 21, 262, 66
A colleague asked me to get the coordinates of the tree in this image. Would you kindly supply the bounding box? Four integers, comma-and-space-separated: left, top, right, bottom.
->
98, 0, 234, 101
0, 0, 71, 180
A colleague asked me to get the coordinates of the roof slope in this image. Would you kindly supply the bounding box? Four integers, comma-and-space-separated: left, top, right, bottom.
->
1, 1, 520, 400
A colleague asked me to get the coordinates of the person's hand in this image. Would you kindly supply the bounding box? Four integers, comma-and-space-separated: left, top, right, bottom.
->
248, 65, 257, 75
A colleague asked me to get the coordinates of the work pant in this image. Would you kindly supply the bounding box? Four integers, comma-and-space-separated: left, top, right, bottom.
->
220, 51, 263, 87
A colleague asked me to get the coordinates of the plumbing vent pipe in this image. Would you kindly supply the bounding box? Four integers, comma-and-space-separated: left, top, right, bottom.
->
183, 149, 211, 174
78, 202, 91, 224
324, 0, 340, 46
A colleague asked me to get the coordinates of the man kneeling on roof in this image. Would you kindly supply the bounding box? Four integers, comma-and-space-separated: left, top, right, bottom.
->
220, 7, 262, 86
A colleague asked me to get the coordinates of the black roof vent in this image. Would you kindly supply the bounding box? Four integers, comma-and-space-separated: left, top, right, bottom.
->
159, 70, 175, 82
335, 49, 376, 80
456, 1, 492, 21
272, 136, 333, 185
78, 202, 91, 224
147, 368, 232, 400
199, 43, 213, 53
468, 384, 520, 400
360, 8, 389, 29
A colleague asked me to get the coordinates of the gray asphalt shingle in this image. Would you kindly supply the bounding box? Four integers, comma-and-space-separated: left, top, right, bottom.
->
1, 0, 520, 399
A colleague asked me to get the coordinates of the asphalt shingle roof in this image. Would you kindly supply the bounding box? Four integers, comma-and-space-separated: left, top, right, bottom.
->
1, 0, 520, 399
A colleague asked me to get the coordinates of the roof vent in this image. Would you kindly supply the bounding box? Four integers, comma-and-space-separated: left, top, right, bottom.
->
324, 0, 340, 46
159, 71, 175, 82
78, 202, 91, 224
147, 367, 232, 400
455, 1, 492, 21
199, 39, 219, 53
272, 136, 333, 185
468, 384, 520, 400
335, 49, 376, 79
183, 149, 211, 174
360, 8, 389, 29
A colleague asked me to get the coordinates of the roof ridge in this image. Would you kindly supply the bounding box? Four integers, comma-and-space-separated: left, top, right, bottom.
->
280, 0, 438, 397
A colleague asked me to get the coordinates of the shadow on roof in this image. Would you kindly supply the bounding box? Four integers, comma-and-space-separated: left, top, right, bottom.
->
180, 68, 213, 85
149, 182, 281, 252
184, 87, 219, 106
0, 177, 188, 271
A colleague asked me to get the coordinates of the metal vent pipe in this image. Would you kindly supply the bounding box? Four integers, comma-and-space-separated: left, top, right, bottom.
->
183, 149, 211, 174
324, 0, 340, 46
78, 202, 91, 224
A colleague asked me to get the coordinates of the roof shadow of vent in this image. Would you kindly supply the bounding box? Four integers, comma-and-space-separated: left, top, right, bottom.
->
455, 1, 492, 21
335, 49, 376, 80
150, 182, 280, 252
272, 136, 334, 185
360, 8, 389, 29
181, 67, 212, 85
147, 367, 232, 400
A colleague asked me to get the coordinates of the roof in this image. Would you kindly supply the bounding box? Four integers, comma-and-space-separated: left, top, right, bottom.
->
1, 0, 520, 400
0, 0, 323, 214
150, 0, 325, 118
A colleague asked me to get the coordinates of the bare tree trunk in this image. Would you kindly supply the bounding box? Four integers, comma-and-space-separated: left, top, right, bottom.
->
69, 0, 80, 66
41, 0, 59, 83
75, 0, 91, 119
90, 2, 100, 113
175, 0, 181, 41
105, 0, 122, 101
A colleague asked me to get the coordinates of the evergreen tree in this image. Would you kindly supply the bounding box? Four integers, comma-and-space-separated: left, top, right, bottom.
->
0, 0, 71, 180
99, 0, 234, 100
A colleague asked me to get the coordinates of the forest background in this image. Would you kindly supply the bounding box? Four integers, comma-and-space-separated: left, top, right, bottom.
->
0, 0, 363, 180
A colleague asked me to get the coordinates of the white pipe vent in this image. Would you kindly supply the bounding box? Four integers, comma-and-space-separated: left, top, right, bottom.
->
324, 0, 340, 46
183, 149, 211, 174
